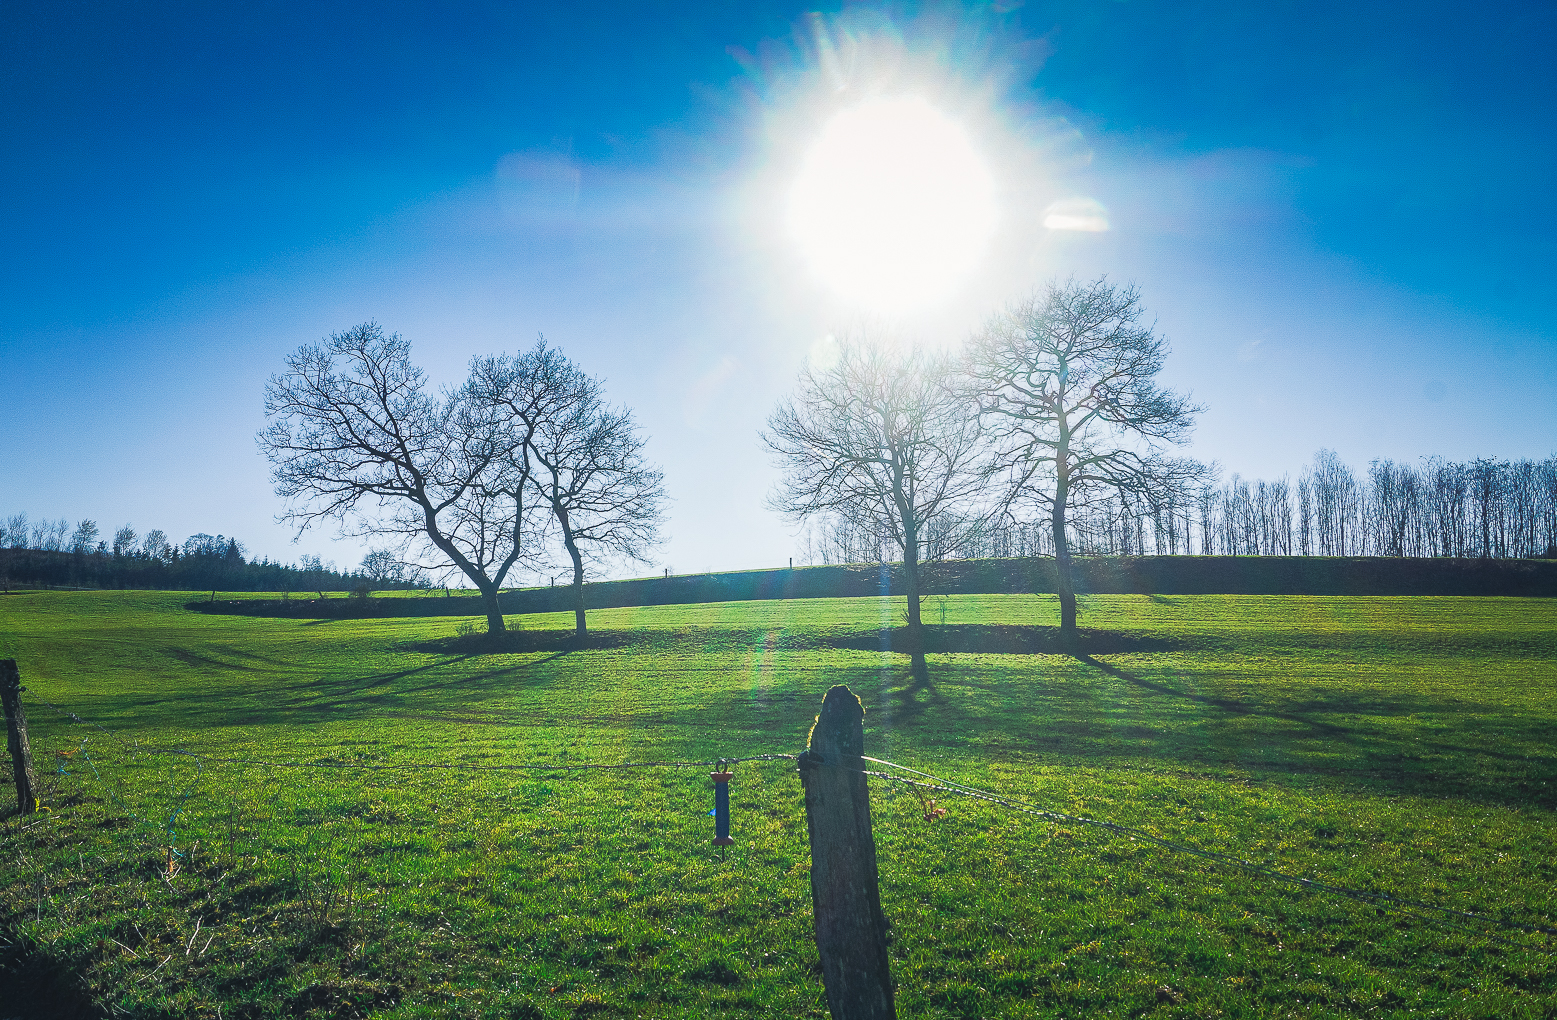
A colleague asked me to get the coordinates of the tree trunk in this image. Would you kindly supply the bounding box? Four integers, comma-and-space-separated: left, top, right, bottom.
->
561, 527, 587, 642
1052, 465, 1078, 643
900, 516, 928, 686
478, 581, 505, 634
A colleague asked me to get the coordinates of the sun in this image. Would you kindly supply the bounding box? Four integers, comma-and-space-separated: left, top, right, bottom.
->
786, 96, 997, 313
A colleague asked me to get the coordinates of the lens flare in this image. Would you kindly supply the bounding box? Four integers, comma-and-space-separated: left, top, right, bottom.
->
787, 97, 997, 313
1042, 197, 1109, 232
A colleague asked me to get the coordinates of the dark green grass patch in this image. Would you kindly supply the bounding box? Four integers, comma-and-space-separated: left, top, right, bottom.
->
1, 590, 1554, 1017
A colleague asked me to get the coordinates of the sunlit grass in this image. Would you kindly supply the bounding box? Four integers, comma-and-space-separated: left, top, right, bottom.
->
1, 590, 1553, 1017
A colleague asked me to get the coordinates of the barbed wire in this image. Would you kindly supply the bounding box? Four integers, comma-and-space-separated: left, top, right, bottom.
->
25, 694, 796, 773
29, 703, 789, 777
138, 749, 799, 772
30, 696, 127, 746
857, 755, 1557, 941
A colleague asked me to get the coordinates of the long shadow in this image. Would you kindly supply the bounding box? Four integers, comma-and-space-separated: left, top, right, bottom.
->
162, 647, 265, 672
31, 624, 1556, 813
823, 624, 1193, 656
1076, 654, 1353, 736
323, 650, 576, 702
687, 651, 1557, 813
62, 646, 584, 733
211, 650, 582, 724
284, 653, 486, 694
1076, 654, 1553, 769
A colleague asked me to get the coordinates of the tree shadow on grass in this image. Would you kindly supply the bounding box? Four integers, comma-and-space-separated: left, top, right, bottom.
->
1075, 654, 1351, 736
405, 630, 636, 655
824, 626, 1188, 718
1075, 653, 1552, 771
34, 624, 1556, 815
245, 650, 581, 723
742, 649, 1557, 813
821, 625, 1197, 656
0, 934, 98, 1020
70, 647, 583, 732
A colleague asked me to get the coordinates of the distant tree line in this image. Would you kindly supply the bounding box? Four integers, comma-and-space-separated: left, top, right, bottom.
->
796, 450, 1557, 565
0, 513, 428, 593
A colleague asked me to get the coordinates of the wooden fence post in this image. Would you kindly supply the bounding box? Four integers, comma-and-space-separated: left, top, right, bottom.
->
2, 659, 39, 815
798, 684, 895, 1020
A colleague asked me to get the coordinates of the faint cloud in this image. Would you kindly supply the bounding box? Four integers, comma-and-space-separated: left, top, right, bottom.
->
1237, 337, 1263, 362
495, 151, 581, 220
1043, 197, 1109, 232
1010, 29, 1057, 73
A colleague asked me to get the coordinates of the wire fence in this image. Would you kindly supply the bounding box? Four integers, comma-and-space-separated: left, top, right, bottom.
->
9, 692, 1556, 949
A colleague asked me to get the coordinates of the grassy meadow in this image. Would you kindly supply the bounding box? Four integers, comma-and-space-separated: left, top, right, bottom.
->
1, 589, 1554, 1018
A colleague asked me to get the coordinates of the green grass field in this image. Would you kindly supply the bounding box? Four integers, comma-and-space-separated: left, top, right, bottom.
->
1, 590, 1554, 1018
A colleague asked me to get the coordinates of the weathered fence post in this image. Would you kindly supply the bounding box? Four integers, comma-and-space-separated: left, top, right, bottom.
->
798, 684, 895, 1020
2, 659, 40, 815
711, 765, 735, 846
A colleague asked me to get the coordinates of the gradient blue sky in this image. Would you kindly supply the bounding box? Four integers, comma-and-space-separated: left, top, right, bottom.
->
4, 1, 1553, 578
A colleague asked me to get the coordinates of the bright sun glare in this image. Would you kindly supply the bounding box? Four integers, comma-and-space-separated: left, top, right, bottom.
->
787, 96, 997, 313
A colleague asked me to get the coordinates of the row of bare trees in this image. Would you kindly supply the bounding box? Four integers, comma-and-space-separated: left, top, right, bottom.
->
797, 450, 1557, 566
260, 324, 664, 637
0, 519, 410, 593
940, 452, 1557, 561
0, 516, 128, 555
3, 501, 442, 592
0, 515, 238, 567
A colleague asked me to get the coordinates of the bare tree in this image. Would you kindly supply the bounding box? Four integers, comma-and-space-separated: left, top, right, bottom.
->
1308, 449, 1365, 555
473, 341, 665, 641
140, 529, 171, 562
1469, 457, 1505, 559
965, 278, 1204, 641
765, 338, 983, 684
112, 524, 137, 558
1369, 459, 1422, 557
359, 548, 417, 586
1, 513, 24, 550
260, 322, 534, 633
70, 519, 99, 554
1540, 457, 1557, 558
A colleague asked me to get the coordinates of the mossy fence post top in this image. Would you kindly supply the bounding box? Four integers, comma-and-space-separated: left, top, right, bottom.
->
2, 658, 39, 815
799, 684, 895, 1020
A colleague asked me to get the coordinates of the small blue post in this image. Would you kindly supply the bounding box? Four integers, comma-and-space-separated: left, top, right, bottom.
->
711, 764, 734, 846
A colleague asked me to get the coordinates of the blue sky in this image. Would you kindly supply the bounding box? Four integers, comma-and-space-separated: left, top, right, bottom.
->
3, 1, 1553, 577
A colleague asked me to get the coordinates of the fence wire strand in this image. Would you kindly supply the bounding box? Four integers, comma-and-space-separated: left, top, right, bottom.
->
858, 755, 1557, 941
139, 749, 799, 773
26, 695, 796, 773
15, 692, 1555, 945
